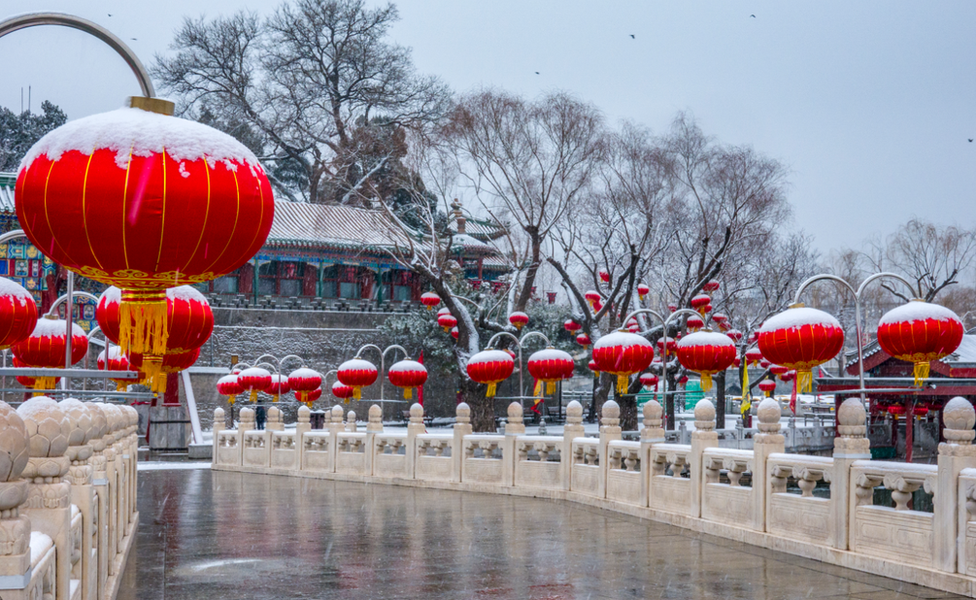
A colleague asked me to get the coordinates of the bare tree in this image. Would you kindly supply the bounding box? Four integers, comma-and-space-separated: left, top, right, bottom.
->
152, 0, 450, 204
442, 90, 606, 313
867, 218, 976, 302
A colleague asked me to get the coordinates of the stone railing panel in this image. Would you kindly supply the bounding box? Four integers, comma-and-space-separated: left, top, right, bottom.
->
606, 440, 641, 505
301, 432, 332, 472
242, 430, 270, 468
461, 434, 504, 485
416, 434, 453, 482
514, 436, 563, 491
766, 453, 834, 545
373, 433, 408, 479
700, 448, 754, 527
649, 443, 693, 515
570, 438, 601, 497
271, 432, 299, 470
335, 433, 367, 475
215, 430, 241, 467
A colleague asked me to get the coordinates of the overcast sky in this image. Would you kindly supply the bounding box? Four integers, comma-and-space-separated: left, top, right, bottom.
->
2, 1, 974, 254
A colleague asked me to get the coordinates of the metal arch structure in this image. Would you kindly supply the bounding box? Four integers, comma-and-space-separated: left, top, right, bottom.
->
0, 12, 155, 97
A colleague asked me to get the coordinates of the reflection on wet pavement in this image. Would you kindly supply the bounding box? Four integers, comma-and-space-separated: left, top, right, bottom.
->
119, 469, 966, 599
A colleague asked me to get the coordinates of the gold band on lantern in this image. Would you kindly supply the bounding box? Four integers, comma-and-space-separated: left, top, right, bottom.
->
127, 96, 175, 116
120, 289, 169, 357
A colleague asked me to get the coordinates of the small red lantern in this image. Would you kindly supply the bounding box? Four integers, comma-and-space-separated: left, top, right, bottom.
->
703, 303, 713, 314
876, 301, 964, 386
592, 331, 655, 393
675, 331, 736, 392
690, 294, 711, 315
745, 347, 763, 365
420, 292, 441, 310
508, 311, 529, 330
237, 367, 272, 402
588, 359, 600, 378
769, 364, 789, 378
576, 333, 592, 348
288, 368, 322, 404
332, 380, 355, 401
526, 348, 574, 395
593, 300, 604, 312
12, 318, 88, 392
128, 348, 200, 393
337, 359, 379, 399
637, 284, 650, 301
758, 306, 845, 392
667, 303, 678, 313
656, 336, 677, 355
599, 270, 610, 283
584, 290, 601, 308
451, 327, 459, 340
640, 372, 659, 390
388, 359, 428, 399
702, 280, 720, 293
437, 312, 458, 333
217, 373, 244, 405
467, 349, 515, 397
564, 319, 582, 333
781, 370, 796, 383
678, 375, 689, 386
747, 331, 759, 344
267, 374, 291, 402
760, 359, 771, 369
758, 379, 777, 397
686, 315, 704, 331
0, 278, 37, 350
97, 346, 143, 390
12, 356, 59, 389
712, 313, 728, 325
733, 354, 741, 368
726, 329, 743, 342
306, 388, 323, 404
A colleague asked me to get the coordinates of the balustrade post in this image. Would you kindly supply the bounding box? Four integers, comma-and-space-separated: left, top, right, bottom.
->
833, 398, 871, 550
87, 404, 109, 598
18, 397, 72, 600
690, 399, 718, 518
212, 407, 225, 465
0, 401, 33, 598
346, 411, 357, 433
640, 400, 665, 507
563, 401, 585, 491
296, 406, 311, 473
60, 399, 96, 600
453, 403, 472, 483
366, 405, 382, 476
328, 406, 344, 474
598, 401, 621, 498
266, 406, 283, 432
407, 403, 425, 479
934, 397, 976, 573
755, 398, 786, 533
503, 403, 525, 487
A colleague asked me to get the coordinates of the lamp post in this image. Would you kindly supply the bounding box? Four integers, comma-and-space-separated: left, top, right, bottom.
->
353, 343, 408, 403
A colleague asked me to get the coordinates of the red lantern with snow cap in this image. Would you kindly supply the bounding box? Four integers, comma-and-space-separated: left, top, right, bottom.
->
675, 330, 736, 392
640, 372, 659, 390
0, 278, 37, 350
237, 367, 271, 403
508, 311, 529, 330
876, 301, 963, 386
686, 315, 704, 331
437, 312, 457, 333
450, 327, 459, 340
637, 283, 650, 301
712, 313, 728, 325
726, 329, 743, 342
266, 374, 290, 402
758, 306, 845, 393
388, 359, 428, 399
420, 292, 440, 310
702, 280, 720, 293
332, 381, 355, 401
467, 350, 514, 398
564, 319, 581, 333
217, 373, 244, 405
12, 318, 88, 392
592, 331, 655, 393
745, 347, 763, 365
576, 333, 591, 348
599, 270, 610, 283
769, 364, 789, 378
584, 290, 601, 309
656, 336, 677, 355
667, 303, 678, 313
337, 359, 378, 399
527, 348, 574, 395
97, 346, 144, 390
288, 368, 322, 404
305, 388, 323, 404
759, 379, 777, 397
690, 294, 711, 315
17, 102, 273, 360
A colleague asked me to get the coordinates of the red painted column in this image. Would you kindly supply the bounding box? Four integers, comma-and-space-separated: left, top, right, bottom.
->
163, 373, 181, 406
905, 401, 914, 463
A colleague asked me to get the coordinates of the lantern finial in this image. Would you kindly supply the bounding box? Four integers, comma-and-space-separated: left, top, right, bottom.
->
126, 96, 175, 116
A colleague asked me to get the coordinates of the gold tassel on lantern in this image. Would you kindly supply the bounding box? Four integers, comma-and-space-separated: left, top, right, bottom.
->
119, 289, 169, 356
546, 381, 556, 395
700, 373, 713, 392
353, 386, 362, 400
404, 387, 412, 399
249, 390, 259, 403
148, 373, 168, 394
228, 395, 236, 406
32, 377, 55, 396
913, 361, 930, 387
272, 394, 279, 403
797, 369, 813, 393
486, 382, 497, 398
616, 374, 628, 394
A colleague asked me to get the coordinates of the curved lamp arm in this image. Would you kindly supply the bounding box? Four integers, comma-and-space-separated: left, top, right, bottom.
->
486, 331, 520, 349
45, 291, 99, 318
519, 330, 551, 348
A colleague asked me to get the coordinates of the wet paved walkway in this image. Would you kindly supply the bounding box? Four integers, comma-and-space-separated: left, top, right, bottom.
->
120, 468, 964, 600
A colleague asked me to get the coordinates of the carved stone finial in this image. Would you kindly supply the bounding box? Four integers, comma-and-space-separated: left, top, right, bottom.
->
367, 405, 382, 432
455, 402, 470, 424
693, 399, 715, 431
507, 402, 523, 423
838, 398, 866, 427
347, 410, 356, 424
602, 400, 620, 420
643, 399, 663, 423
0, 401, 29, 483
943, 397, 976, 445
331, 405, 344, 423
239, 406, 255, 431
58, 398, 92, 450
757, 398, 782, 433
18, 397, 70, 459
566, 400, 583, 423
410, 402, 424, 421
214, 407, 225, 420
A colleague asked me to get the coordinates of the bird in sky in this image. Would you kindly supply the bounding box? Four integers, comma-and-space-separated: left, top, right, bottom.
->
131, 38, 137, 41
535, 71, 540, 75
750, 14, 756, 18
969, 139, 973, 143
107, 13, 112, 16
630, 34, 635, 39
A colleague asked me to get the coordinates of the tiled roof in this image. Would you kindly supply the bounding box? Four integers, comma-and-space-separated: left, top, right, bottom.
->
449, 216, 505, 241
267, 200, 410, 250
0, 173, 15, 214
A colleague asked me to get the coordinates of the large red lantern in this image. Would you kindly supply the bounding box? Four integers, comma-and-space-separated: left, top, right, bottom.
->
17, 102, 273, 359
420, 292, 440, 310
337, 359, 378, 399
758, 306, 845, 392
128, 348, 200, 393
592, 331, 655, 393
437, 311, 457, 333
508, 311, 529, 330
267, 374, 291, 402
877, 301, 964, 386
12, 318, 88, 391
237, 367, 272, 402
0, 278, 38, 350
676, 331, 736, 392
526, 348, 574, 395
217, 373, 244, 405
288, 368, 322, 404
466, 350, 515, 398
388, 359, 428, 399
332, 381, 355, 401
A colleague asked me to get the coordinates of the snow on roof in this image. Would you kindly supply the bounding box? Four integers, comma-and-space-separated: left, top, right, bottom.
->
448, 216, 505, 241
450, 233, 494, 254
943, 335, 976, 365
0, 173, 14, 214
268, 201, 410, 251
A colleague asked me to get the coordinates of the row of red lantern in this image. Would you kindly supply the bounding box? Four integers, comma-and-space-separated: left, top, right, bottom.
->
466, 346, 575, 398
218, 367, 325, 406
333, 357, 429, 402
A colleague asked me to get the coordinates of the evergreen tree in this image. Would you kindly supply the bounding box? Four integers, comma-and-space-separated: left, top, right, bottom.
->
0, 101, 67, 171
